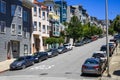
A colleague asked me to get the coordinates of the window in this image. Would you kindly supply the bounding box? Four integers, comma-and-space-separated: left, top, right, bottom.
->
24, 27, 27, 38
11, 5, 16, 16
18, 25, 22, 35
34, 7, 37, 16
18, 6, 22, 17
39, 22, 41, 31
11, 24, 16, 35
0, 0, 6, 14
49, 6, 52, 11
0, 21, 6, 33
42, 12, 45, 20
23, 11, 28, 22
33, 21, 37, 31
39, 8, 41, 17
47, 26, 49, 34
42, 25, 45, 33
24, 44, 28, 54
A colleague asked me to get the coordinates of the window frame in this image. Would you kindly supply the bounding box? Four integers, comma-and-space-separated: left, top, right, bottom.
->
0, 21, 6, 33
33, 21, 37, 31
24, 44, 28, 55
11, 23, 16, 35
18, 25, 22, 35
18, 6, 22, 17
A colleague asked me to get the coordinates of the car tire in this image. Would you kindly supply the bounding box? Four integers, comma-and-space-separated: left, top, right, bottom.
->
32, 62, 34, 65
39, 59, 41, 62
22, 65, 26, 69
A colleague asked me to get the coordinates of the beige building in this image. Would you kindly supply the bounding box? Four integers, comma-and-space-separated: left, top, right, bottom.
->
31, 0, 49, 53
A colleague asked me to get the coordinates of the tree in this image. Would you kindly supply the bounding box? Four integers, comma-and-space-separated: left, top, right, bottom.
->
112, 15, 120, 33
66, 16, 83, 42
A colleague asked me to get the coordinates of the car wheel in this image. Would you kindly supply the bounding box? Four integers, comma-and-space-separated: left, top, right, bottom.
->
39, 59, 41, 62
22, 65, 26, 69
32, 62, 34, 65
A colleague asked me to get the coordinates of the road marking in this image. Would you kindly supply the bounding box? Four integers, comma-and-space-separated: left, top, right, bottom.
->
30, 65, 55, 70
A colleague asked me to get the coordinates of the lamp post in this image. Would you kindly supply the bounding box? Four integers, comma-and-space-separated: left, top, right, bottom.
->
105, 0, 111, 77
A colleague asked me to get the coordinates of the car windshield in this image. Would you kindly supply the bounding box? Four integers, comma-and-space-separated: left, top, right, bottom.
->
93, 53, 105, 58
16, 57, 24, 61
100, 46, 106, 51
58, 47, 63, 49
85, 60, 98, 64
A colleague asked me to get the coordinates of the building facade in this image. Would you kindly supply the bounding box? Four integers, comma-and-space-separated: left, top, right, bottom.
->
31, 0, 49, 53
55, 0, 67, 23
43, 0, 60, 37
0, 0, 34, 61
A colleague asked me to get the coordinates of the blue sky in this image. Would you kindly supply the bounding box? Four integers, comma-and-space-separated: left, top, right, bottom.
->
39, 0, 120, 20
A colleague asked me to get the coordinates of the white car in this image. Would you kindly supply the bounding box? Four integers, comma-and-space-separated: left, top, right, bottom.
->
92, 51, 107, 63
63, 43, 73, 50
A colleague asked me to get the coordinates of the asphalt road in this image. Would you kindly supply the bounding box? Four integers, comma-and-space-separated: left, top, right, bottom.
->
0, 36, 113, 80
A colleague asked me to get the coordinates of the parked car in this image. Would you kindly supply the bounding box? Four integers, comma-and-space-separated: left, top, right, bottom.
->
109, 42, 116, 50
74, 41, 84, 47
10, 56, 34, 70
33, 52, 48, 63
81, 57, 105, 76
100, 45, 114, 57
57, 46, 68, 54
110, 39, 118, 47
47, 48, 59, 58
92, 51, 107, 65
63, 43, 73, 50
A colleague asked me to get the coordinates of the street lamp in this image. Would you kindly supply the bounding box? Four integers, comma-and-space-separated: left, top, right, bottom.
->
105, 0, 111, 77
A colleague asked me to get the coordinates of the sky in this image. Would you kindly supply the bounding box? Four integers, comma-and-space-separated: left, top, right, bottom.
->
39, 0, 120, 20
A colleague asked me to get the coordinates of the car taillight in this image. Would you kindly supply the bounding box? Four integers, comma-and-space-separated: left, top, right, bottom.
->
82, 65, 87, 68
93, 66, 99, 69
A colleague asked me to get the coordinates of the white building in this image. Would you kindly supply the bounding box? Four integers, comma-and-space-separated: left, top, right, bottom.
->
31, 0, 49, 53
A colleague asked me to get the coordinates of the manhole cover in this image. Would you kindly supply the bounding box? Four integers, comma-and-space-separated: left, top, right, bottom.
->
40, 73, 48, 75
65, 72, 72, 74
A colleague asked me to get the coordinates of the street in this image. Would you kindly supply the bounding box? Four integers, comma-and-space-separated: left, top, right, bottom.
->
0, 36, 112, 80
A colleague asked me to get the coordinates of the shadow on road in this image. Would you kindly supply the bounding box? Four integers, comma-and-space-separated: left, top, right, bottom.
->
113, 70, 120, 76
80, 73, 101, 77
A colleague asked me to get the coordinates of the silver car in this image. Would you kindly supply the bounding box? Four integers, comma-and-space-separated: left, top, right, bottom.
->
81, 57, 105, 76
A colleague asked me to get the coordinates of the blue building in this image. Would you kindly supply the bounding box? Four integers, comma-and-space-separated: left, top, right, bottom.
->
0, 0, 34, 61
55, 0, 67, 23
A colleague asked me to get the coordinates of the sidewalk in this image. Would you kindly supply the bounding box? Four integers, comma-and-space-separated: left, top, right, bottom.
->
100, 45, 120, 80
0, 59, 15, 73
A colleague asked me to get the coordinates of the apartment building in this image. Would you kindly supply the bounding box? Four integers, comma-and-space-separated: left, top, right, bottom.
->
31, 0, 49, 53
0, 0, 34, 61
55, 0, 67, 23
43, 0, 60, 37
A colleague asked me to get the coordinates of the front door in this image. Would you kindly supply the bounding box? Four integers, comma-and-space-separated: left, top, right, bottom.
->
11, 41, 20, 58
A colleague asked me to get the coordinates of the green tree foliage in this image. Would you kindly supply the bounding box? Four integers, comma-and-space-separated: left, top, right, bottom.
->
66, 16, 83, 42
45, 37, 64, 44
112, 15, 120, 33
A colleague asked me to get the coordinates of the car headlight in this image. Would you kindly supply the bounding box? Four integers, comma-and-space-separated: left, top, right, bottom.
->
35, 57, 38, 60
17, 63, 22, 66
48, 52, 52, 55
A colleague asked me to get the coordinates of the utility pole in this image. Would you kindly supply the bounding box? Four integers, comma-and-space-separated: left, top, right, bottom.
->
105, 0, 111, 77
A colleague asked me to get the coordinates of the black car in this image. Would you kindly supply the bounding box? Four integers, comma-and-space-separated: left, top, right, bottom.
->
57, 46, 68, 54
33, 52, 48, 62
100, 45, 114, 57
74, 41, 84, 47
10, 56, 35, 70
47, 48, 59, 57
